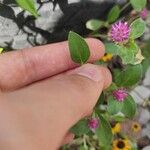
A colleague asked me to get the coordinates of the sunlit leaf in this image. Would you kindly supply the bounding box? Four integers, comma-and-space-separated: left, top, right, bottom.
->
15, 0, 38, 17
86, 19, 103, 31
130, 18, 146, 39
130, 0, 147, 11
107, 5, 120, 23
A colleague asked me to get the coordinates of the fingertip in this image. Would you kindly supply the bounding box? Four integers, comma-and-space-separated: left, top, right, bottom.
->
85, 38, 105, 61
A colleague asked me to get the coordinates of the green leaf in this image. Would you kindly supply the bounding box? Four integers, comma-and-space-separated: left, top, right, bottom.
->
70, 119, 90, 136
118, 46, 135, 65
107, 5, 120, 23
118, 41, 139, 65
113, 64, 143, 87
130, 18, 146, 39
111, 114, 125, 122
142, 39, 150, 58
15, 0, 38, 17
96, 114, 112, 146
79, 146, 87, 150
68, 31, 90, 64
96, 92, 105, 106
107, 95, 124, 115
86, 19, 103, 31
105, 83, 118, 93
100, 145, 111, 150
142, 58, 150, 76
130, 0, 147, 11
107, 94, 136, 118
121, 94, 136, 118
105, 43, 120, 55
105, 41, 140, 65
0, 48, 3, 53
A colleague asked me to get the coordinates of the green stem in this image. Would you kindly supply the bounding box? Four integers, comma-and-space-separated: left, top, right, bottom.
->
120, 2, 130, 14
92, 111, 97, 118
90, 33, 108, 39
83, 134, 88, 149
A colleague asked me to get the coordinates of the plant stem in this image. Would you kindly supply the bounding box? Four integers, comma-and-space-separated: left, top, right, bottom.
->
89, 33, 108, 39
83, 134, 88, 149
120, 2, 130, 14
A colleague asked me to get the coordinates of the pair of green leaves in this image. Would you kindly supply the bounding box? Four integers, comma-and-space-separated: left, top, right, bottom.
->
107, 94, 136, 119
105, 41, 143, 65
105, 41, 138, 65
15, 0, 38, 17
130, 0, 147, 11
86, 5, 120, 31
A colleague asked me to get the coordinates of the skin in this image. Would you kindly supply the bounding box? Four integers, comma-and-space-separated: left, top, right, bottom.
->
0, 38, 112, 150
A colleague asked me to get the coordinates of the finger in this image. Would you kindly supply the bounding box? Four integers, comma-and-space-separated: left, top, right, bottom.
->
0, 39, 105, 91
61, 133, 74, 145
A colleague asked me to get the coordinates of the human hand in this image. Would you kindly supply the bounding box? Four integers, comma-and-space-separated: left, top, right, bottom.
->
0, 39, 112, 150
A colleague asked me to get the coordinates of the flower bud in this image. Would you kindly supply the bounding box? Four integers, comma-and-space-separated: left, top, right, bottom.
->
88, 118, 99, 131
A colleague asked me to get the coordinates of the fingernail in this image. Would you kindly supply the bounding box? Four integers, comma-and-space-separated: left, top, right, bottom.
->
68, 64, 103, 82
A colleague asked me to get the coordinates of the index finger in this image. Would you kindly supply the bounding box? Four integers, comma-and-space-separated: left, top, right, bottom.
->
0, 38, 105, 91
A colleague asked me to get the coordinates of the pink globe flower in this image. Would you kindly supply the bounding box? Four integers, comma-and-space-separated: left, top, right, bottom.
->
113, 89, 128, 102
88, 118, 99, 131
109, 21, 130, 43
140, 8, 149, 20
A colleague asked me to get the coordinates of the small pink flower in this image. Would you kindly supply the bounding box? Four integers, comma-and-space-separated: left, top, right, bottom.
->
113, 89, 128, 102
109, 21, 130, 43
88, 118, 99, 131
140, 8, 149, 20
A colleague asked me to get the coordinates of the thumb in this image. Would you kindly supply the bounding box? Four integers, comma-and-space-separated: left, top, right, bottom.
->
4, 64, 112, 150
44, 63, 112, 148
59, 64, 112, 125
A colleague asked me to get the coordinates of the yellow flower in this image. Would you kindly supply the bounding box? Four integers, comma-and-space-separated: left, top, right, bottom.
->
131, 122, 141, 132
111, 122, 121, 134
0, 48, 3, 53
112, 139, 131, 150
101, 53, 113, 62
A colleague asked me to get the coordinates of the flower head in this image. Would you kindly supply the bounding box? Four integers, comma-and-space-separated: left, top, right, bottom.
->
113, 89, 128, 102
112, 139, 131, 150
101, 53, 113, 62
88, 118, 99, 131
109, 21, 130, 43
140, 8, 149, 20
131, 121, 141, 133
111, 122, 121, 134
